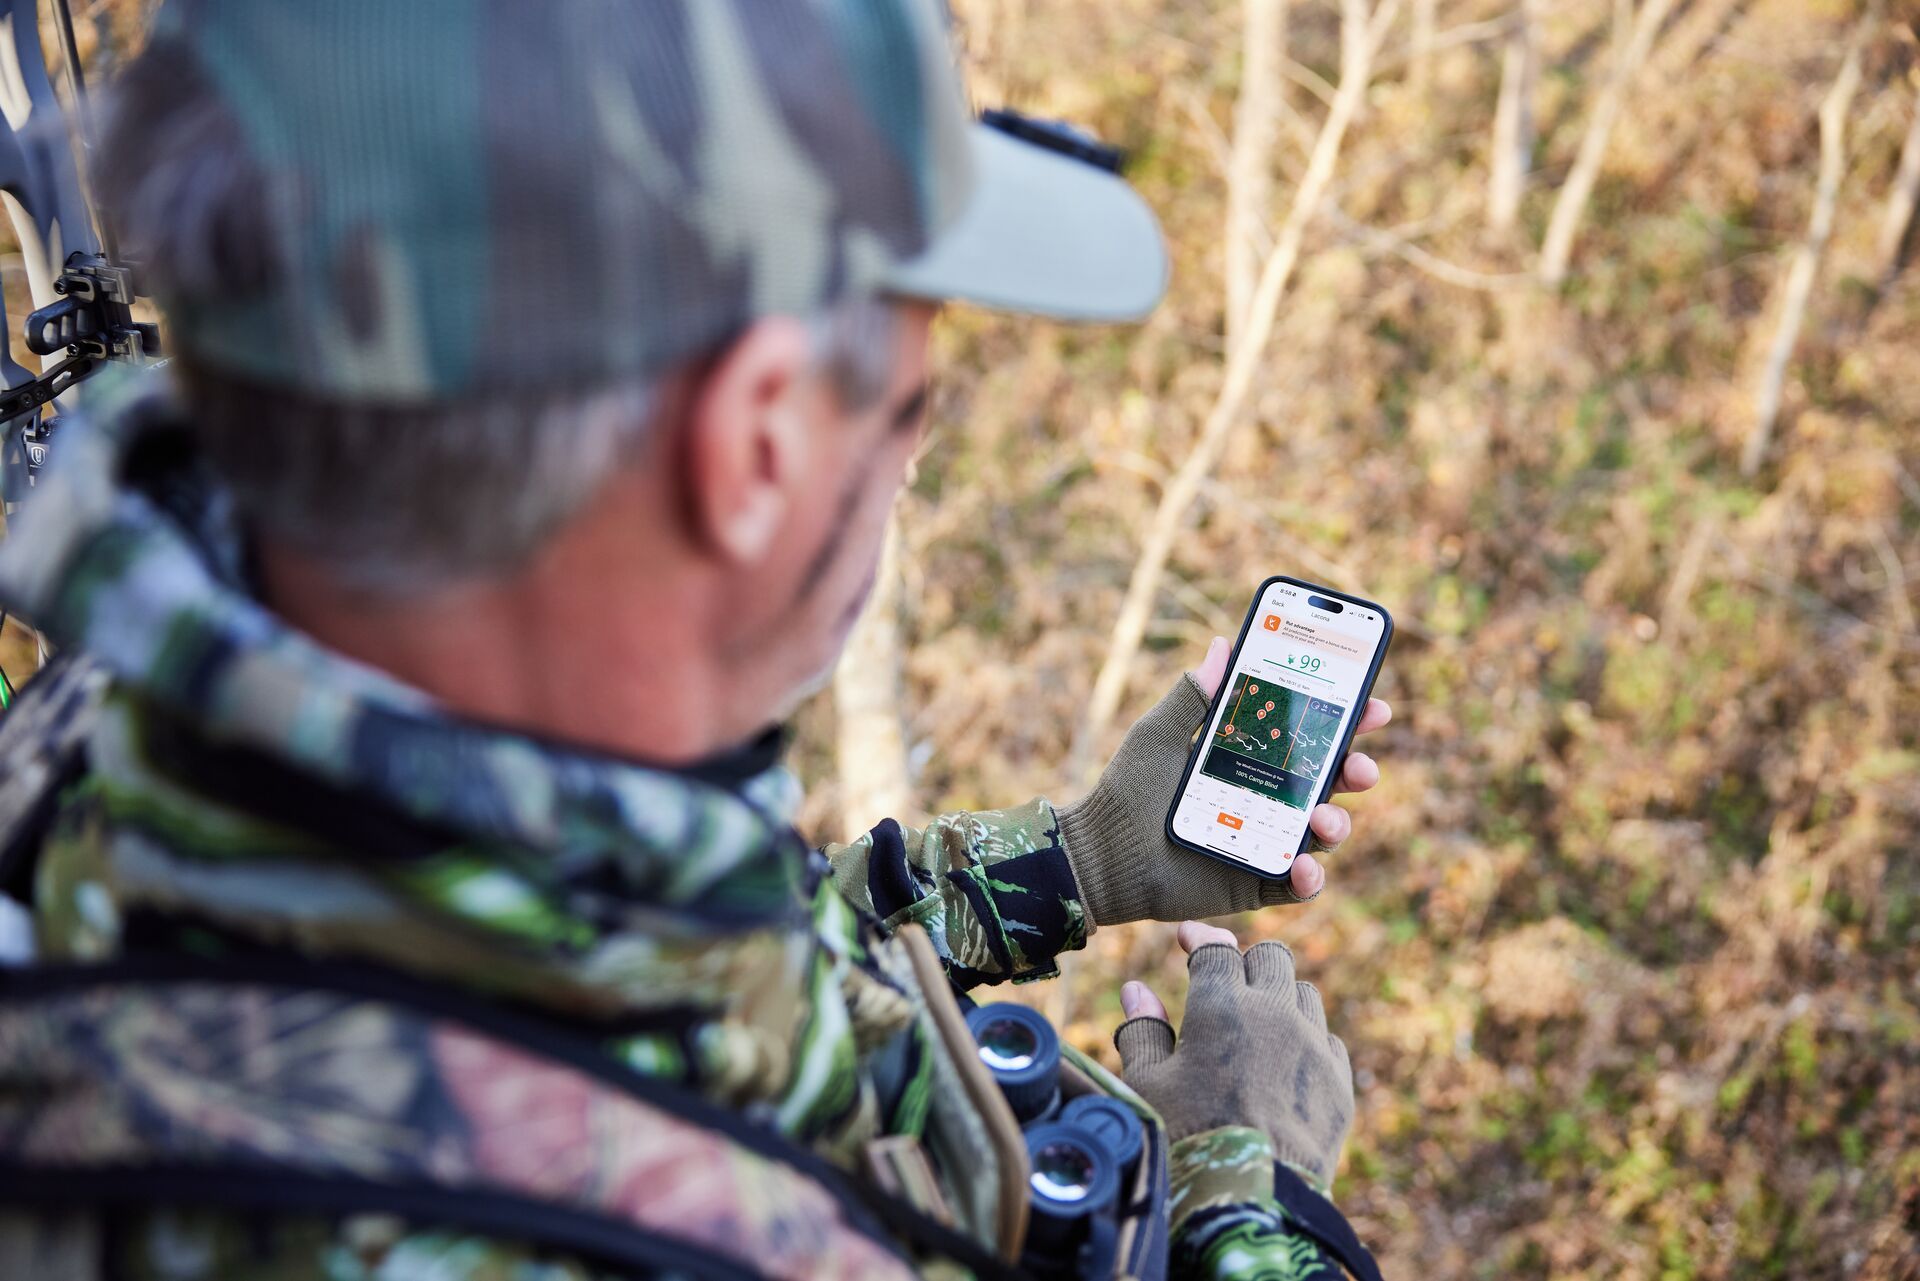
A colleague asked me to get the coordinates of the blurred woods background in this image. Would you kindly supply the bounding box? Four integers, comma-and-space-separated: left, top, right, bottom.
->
814, 0, 1920, 1276
0, 0, 1915, 1276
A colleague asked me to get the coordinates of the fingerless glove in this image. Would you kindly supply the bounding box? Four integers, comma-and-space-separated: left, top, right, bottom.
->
1056, 673, 1315, 926
1115, 939, 1353, 1186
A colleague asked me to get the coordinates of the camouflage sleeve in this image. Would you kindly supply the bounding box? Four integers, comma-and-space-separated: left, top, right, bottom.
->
1168, 1127, 1347, 1281
822, 799, 1088, 988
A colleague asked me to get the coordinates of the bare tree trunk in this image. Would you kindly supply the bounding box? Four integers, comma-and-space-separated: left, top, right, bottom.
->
1742, 19, 1872, 477
1227, 0, 1286, 346
1487, 0, 1537, 235
1873, 89, 1920, 291
833, 516, 914, 833
1410, 0, 1436, 96
1538, 0, 1681, 286
1070, 0, 1398, 783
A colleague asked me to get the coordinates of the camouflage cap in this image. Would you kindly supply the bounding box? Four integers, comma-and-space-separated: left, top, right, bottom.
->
134, 0, 1167, 402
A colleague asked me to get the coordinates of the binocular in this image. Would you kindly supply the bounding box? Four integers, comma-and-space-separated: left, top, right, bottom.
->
965, 1003, 1145, 1278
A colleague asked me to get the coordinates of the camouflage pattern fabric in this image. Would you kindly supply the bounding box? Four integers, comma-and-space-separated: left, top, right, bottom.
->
0, 651, 107, 860
0, 1211, 635, 1281
139, 0, 974, 400
0, 979, 913, 1280
1174, 1205, 1346, 1281
1165, 1130, 1345, 1280
823, 803, 1088, 989
0, 381, 1358, 1277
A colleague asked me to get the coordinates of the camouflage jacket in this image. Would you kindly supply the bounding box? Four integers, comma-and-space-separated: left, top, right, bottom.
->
0, 386, 1354, 1279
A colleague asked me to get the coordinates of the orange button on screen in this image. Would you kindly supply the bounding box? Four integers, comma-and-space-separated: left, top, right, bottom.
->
1262, 614, 1281, 631
1217, 812, 1244, 829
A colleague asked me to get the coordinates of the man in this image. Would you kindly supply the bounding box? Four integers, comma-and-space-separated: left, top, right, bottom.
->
0, 2, 1389, 1278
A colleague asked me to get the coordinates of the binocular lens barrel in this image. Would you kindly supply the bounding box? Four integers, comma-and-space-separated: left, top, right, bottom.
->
1058, 1094, 1143, 1183
1022, 1121, 1121, 1257
965, 1004, 1145, 1276
965, 1003, 1061, 1123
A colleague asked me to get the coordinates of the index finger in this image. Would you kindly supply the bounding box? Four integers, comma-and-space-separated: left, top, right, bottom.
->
1353, 698, 1391, 736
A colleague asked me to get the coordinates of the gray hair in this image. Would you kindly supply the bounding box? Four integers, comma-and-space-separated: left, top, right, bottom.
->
98, 33, 901, 595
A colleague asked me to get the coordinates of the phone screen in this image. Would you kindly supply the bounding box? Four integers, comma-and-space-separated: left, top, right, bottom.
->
1169, 580, 1389, 877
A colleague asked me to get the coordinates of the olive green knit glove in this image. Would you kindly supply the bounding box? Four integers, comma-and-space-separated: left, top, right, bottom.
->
1115, 939, 1353, 1187
1056, 673, 1316, 927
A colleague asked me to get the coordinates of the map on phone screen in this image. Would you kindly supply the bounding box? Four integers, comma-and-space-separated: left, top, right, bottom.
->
1201, 674, 1346, 810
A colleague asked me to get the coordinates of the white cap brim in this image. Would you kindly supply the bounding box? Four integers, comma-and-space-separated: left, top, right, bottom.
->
882, 122, 1169, 322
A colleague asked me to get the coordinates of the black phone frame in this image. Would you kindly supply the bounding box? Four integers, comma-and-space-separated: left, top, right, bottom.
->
1161, 574, 1395, 884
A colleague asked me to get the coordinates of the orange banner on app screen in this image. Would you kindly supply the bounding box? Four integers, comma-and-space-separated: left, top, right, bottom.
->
1217, 812, 1244, 829
1273, 616, 1368, 659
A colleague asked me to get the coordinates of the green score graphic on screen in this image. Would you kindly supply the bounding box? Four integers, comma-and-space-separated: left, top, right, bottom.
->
1199, 671, 1348, 811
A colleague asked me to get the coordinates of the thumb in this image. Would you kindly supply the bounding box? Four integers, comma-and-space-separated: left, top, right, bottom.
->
1113, 983, 1167, 1075
1190, 636, 1231, 699
1114, 1013, 1176, 1074
1115, 980, 1176, 1073
1121, 980, 1168, 1022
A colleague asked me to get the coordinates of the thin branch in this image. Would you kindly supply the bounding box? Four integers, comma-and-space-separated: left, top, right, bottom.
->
1272, 93, 1323, 170
1660, 512, 1720, 635
1649, 0, 1747, 78
1538, 0, 1683, 286
1329, 204, 1535, 289
1176, 83, 1237, 182
1233, 496, 1441, 642
1872, 85, 1920, 291
1869, 522, 1916, 636
1894, 454, 1920, 511
1280, 54, 1340, 111
1101, 450, 1171, 489
1166, 576, 1236, 635
1742, 13, 1874, 477
1070, 0, 1390, 783
1378, 11, 1524, 74
1719, 537, 1920, 649
1147, 618, 1224, 648
833, 515, 914, 834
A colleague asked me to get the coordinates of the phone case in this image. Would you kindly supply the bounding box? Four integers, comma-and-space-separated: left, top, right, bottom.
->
1162, 574, 1395, 884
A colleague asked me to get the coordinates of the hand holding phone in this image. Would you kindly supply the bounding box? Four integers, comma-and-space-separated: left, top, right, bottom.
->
1054, 583, 1389, 924
1166, 577, 1393, 880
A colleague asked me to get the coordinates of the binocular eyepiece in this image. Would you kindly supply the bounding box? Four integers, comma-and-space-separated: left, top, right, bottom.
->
1056, 1095, 1143, 1181
965, 1003, 1145, 1277
965, 1003, 1061, 1122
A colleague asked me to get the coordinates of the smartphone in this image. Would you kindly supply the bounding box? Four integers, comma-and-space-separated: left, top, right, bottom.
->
1165, 576, 1393, 881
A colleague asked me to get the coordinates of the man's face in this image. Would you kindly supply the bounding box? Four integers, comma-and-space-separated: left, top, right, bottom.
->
718, 302, 936, 721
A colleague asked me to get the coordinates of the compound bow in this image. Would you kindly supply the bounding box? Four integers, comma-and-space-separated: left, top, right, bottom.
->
0, 0, 161, 701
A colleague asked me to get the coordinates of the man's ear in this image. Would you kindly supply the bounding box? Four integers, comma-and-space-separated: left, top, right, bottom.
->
681, 316, 815, 564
